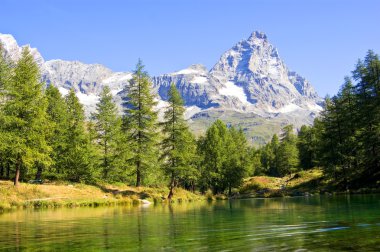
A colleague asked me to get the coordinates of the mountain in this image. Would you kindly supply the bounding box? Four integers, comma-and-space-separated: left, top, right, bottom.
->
0, 32, 322, 145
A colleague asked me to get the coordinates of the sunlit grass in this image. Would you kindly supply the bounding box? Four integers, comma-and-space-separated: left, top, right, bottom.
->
0, 180, 204, 212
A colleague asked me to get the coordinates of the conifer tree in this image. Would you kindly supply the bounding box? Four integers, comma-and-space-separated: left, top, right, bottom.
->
0, 43, 12, 99
45, 85, 68, 178
199, 119, 229, 193
269, 134, 280, 176
122, 60, 159, 186
93, 86, 125, 181
0, 43, 13, 180
352, 51, 380, 180
277, 125, 299, 176
297, 125, 317, 170
223, 127, 250, 195
160, 84, 197, 199
61, 89, 95, 182
1, 48, 51, 186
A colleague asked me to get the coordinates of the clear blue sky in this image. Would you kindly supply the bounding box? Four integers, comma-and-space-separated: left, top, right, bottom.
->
1, 0, 379, 97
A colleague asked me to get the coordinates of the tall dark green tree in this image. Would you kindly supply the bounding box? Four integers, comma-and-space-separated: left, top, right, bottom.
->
1, 48, 51, 186
269, 134, 280, 176
277, 125, 299, 176
223, 127, 250, 195
352, 51, 380, 181
198, 119, 229, 193
160, 84, 197, 199
122, 60, 159, 187
198, 120, 250, 194
297, 125, 317, 170
61, 89, 95, 182
0, 43, 13, 179
45, 85, 68, 178
93, 86, 125, 181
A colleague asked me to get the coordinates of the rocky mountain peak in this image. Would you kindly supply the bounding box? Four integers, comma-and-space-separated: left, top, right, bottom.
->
248, 31, 267, 41
0, 31, 323, 142
0, 33, 44, 67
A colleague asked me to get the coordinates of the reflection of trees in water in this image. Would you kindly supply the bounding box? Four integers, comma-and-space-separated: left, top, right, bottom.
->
1, 195, 379, 251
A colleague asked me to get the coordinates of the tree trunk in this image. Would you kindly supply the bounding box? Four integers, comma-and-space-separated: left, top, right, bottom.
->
6, 162, 10, 179
35, 164, 42, 180
14, 160, 20, 186
136, 160, 141, 187
167, 173, 175, 200
0, 161, 4, 179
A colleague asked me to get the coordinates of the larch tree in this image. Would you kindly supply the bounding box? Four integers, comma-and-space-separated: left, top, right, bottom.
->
122, 59, 159, 187
93, 86, 125, 181
45, 85, 68, 178
61, 89, 95, 182
0, 43, 13, 180
277, 125, 299, 176
223, 127, 250, 195
1, 47, 51, 186
160, 84, 197, 199
198, 119, 229, 194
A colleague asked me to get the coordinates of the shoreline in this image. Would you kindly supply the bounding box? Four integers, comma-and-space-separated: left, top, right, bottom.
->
0, 180, 205, 213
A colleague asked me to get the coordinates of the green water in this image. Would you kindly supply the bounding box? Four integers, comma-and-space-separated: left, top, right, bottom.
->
1, 195, 380, 251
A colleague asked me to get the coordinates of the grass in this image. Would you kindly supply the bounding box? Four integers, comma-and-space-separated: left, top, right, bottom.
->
0, 180, 204, 213
239, 169, 325, 198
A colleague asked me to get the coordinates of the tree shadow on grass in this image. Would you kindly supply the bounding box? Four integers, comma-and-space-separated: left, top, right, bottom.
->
96, 184, 150, 199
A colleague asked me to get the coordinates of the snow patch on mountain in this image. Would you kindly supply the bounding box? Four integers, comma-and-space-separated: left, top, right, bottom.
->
185, 106, 202, 119
103, 72, 132, 84
219, 81, 248, 104
171, 68, 199, 75
1, 31, 323, 137
190, 76, 208, 84
58, 87, 70, 96
76, 92, 100, 107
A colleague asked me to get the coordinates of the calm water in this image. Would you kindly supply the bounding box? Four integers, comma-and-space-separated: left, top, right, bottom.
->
1, 195, 380, 251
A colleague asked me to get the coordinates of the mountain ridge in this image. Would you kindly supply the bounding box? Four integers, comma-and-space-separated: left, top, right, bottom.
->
0, 31, 322, 144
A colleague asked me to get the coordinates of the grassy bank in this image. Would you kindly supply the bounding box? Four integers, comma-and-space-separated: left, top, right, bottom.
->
239, 169, 380, 198
239, 169, 327, 198
0, 180, 204, 213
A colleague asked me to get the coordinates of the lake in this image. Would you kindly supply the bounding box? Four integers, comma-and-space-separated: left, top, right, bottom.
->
1, 194, 380, 251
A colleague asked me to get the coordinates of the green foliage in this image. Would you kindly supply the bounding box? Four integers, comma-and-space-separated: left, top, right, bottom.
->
160, 84, 198, 198
0, 47, 51, 185
313, 50, 380, 188
198, 120, 249, 194
92, 86, 126, 181
277, 125, 299, 176
122, 59, 160, 186
297, 125, 317, 170
45, 85, 68, 179
60, 89, 95, 182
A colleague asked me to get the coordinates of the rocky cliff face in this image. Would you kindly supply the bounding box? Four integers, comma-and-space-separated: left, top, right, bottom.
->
152, 31, 322, 115
0, 31, 322, 143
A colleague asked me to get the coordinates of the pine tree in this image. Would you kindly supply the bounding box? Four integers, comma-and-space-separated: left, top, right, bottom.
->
269, 134, 280, 176
223, 127, 249, 195
61, 89, 95, 182
352, 51, 380, 181
122, 60, 159, 186
277, 125, 299, 176
1, 47, 51, 186
160, 84, 197, 199
297, 125, 317, 170
198, 119, 229, 194
0, 43, 13, 180
45, 85, 69, 178
93, 86, 125, 181
0, 43, 12, 99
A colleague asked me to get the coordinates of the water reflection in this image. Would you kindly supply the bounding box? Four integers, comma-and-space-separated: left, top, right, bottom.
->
0, 195, 380, 251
